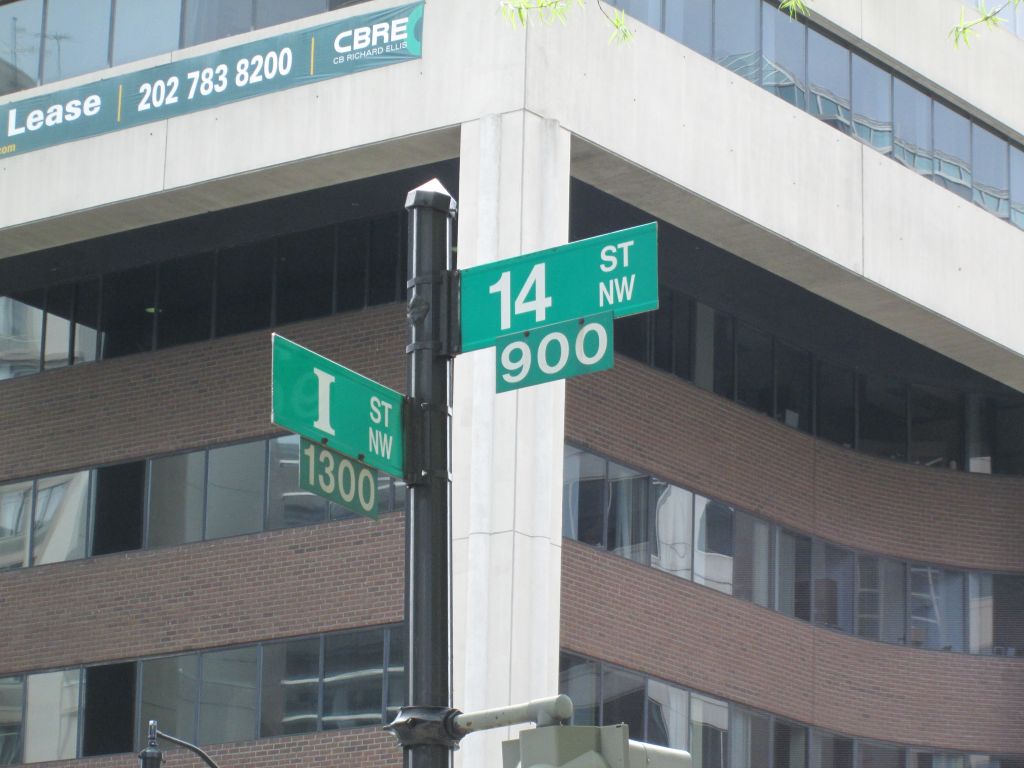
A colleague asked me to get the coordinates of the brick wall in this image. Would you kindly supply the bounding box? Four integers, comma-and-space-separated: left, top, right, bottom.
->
566, 356, 1024, 573
561, 540, 1024, 755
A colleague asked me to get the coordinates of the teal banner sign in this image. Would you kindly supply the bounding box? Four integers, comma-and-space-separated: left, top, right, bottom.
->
0, 2, 423, 159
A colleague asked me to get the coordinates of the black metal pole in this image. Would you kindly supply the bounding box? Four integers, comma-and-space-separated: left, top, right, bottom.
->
403, 180, 456, 768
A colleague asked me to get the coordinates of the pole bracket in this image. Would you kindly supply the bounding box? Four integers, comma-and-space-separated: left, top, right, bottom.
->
385, 706, 465, 750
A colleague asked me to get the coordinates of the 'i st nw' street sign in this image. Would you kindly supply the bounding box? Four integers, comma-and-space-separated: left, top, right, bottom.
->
271, 334, 404, 478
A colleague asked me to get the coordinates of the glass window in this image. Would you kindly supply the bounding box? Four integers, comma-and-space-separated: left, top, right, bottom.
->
601, 667, 645, 739
92, 461, 146, 556
206, 441, 265, 540
323, 628, 384, 729
736, 322, 773, 416
0, 480, 32, 570
969, 573, 1024, 657
1010, 145, 1024, 231
647, 681, 687, 751
653, 288, 692, 378
367, 215, 402, 305
0, 292, 43, 379
31, 471, 90, 565
851, 54, 892, 154
41, 0, 111, 83
559, 653, 599, 726
694, 497, 734, 595
198, 647, 258, 745
694, 305, 735, 398
260, 637, 321, 737
811, 732, 854, 768
385, 627, 405, 721
775, 342, 812, 433
267, 435, 327, 530
0, 676, 23, 766
856, 555, 906, 644
0, 0, 43, 95
255, 0, 327, 29
993, 400, 1024, 475
82, 662, 135, 757
860, 743, 906, 768
730, 707, 770, 768
156, 254, 214, 349
112, 0, 182, 65
73, 279, 100, 366
275, 227, 335, 325
807, 30, 850, 133
615, 314, 649, 362
182, 0, 252, 46
664, 0, 712, 57
776, 529, 811, 621
812, 542, 854, 633
858, 374, 907, 461
606, 461, 651, 565
691, 694, 729, 768
714, 0, 759, 82
215, 242, 273, 337
100, 266, 156, 359
775, 719, 808, 768
610, 0, 662, 29
336, 221, 368, 312
912, 752, 968, 768
562, 447, 606, 547
761, 1, 806, 109
140, 654, 199, 745
148, 450, 206, 547
43, 284, 73, 370
23, 670, 79, 762
971, 123, 1009, 218
932, 102, 972, 200
910, 385, 963, 470
733, 511, 772, 607
651, 481, 693, 580
909, 566, 965, 651
893, 78, 932, 175
816, 360, 854, 448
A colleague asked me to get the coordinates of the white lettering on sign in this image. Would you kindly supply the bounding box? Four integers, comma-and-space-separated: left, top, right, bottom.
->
598, 274, 635, 307
598, 240, 634, 272
369, 396, 393, 427
333, 17, 409, 53
368, 427, 394, 459
6, 93, 101, 138
312, 367, 336, 435
368, 395, 395, 459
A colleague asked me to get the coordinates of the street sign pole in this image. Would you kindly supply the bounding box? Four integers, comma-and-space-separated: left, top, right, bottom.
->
402, 179, 457, 768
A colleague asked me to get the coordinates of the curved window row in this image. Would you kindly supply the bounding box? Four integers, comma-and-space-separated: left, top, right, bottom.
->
0, 624, 404, 764
0, 211, 404, 380
0, 434, 405, 571
0, 0, 366, 96
559, 652, 1024, 768
563, 444, 1024, 657
614, 287, 1024, 476
608, 0, 1024, 231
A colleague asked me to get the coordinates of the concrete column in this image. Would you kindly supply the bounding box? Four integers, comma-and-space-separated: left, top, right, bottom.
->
451, 111, 570, 766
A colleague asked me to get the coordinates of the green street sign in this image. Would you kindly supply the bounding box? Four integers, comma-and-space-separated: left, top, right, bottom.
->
299, 438, 378, 519
271, 334, 404, 478
496, 313, 614, 393
460, 222, 658, 352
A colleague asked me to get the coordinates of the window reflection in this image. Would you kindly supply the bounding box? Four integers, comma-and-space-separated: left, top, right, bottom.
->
851, 55, 892, 154
559, 653, 599, 726
714, 0, 760, 82
730, 708, 770, 768
198, 647, 258, 745
32, 472, 90, 565
691, 694, 729, 768
651, 481, 693, 579
972, 124, 1009, 218
562, 446, 607, 547
893, 78, 933, 176
607, 461, 652, 565
148, 451, 206, 547
41, 0, 111, 83
112, 0, 182, 65
0, 0, 42, 95
909, 566, 965, 651
761, 1, 806, 109
206, 441, 266, 540
0, 293, 43, 380
932, 102, 972, 200
602, 668, 645, 740
183, 0, 252, 47
43, 284, 72, 372
0, 480, 32, 570
647, 681, 688, 751
0, 676, 23, 766
807, 30, 850, 133
664, 0, 712, 56
140, 655, 199, 744
255, 0, 327, 29
1011, 146, 1024, 230
260, 638, 320, 737
267, 435, 327, 530
24, 670, 79, 762
694, 497, 735, 595
323, 629, 384, 729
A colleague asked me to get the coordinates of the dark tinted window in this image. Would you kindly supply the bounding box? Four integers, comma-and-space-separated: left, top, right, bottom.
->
82, 663, 135, 756
730, 707, 769, 768
807, 30, 850, 132
816, 360, 855, 448
336, 221, 369, 312
910, 385, 963, 470
43, 284, 73, 370
73, 279, 101, 365
733, 511, 771, 607
714, 0, 760, 81
856, 555, 906, 644
255, 0, 326, 28
261, 637, 320, 737
774, 719, 808, 768
606, 462, 651, 565
101, 266, 156, 359
275, 227, 335, 325
323, 629, 384, 729
215, 242, 273, 337
736, 322, 773, 416
813, 541, 854, 633
775, 342, 812, 433
563, 448, 606, 547
851, 55, 892, 154
615, 313, 649, 361
858, 374, 907, 461
92, 461, 146, 556
157, 254, 214, 349
812, 732, 854, 768
367, 215, 402, 305
777, 529, 811, 621
695, 497, 734, 594
602, 667, 645, 738
559, 652, 599, 726
932, 102, 972, 200
664, 0, 712, 57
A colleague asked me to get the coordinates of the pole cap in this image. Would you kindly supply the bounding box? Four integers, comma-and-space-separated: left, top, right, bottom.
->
405, 178, 457, 216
